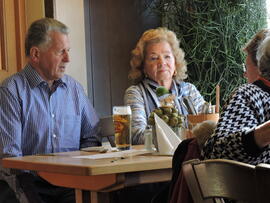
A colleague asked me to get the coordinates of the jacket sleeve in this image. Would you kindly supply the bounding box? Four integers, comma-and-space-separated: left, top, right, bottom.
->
185, 83, 205, 114
124, 85, 147, 145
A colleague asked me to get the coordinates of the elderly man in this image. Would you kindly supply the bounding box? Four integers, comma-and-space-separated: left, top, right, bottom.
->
0, 18, 101, 203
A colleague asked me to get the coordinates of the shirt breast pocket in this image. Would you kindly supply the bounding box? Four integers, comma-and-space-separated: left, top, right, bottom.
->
63, 114, 81, 148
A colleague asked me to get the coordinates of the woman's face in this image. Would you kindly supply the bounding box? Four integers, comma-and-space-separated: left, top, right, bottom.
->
143, 41, 176, 83
244, 54, 260, 83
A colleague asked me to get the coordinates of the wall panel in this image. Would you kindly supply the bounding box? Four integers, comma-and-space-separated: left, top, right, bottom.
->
85, 0, 160, 117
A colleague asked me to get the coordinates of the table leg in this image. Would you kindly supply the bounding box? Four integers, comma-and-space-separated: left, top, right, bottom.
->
75, 190, 110, 203
75, 189, 84, 203
91, 191, 110, 203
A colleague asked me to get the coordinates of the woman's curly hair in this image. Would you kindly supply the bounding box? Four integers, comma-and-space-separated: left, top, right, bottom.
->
128, 27, 188, 84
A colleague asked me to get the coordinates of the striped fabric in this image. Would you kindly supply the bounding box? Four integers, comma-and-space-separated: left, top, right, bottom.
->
0, 64, 100, 158
124, 78, 205, 144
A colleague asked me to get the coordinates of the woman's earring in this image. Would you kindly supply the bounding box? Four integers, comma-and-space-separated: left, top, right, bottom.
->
144, 72, 148, 78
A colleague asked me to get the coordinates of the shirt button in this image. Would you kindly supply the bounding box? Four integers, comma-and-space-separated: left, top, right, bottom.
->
52, 114, 55, 118
53, 134, 57, 138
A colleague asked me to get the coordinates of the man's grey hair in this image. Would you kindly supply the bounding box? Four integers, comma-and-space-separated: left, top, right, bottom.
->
25, 18, 69, 56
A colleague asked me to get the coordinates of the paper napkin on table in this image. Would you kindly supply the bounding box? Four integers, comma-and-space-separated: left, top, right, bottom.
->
154, 114, 182, 155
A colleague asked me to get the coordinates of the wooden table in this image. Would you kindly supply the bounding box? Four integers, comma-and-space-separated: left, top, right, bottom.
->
2, 147, 172, 203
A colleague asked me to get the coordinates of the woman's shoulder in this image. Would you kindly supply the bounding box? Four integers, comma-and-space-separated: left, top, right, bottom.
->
125, 83, 144, 94
175, 80, 197, 88
235, 83, 263, 95
175, 81, 201, 94
225, 83, 266, 107
126, 84, 140, 90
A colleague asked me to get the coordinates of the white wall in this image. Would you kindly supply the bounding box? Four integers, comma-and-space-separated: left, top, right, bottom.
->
54, 0, 88, 92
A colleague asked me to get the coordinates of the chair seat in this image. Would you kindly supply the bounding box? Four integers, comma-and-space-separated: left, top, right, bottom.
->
99, 116, 116, 147
182, 159, 257, 203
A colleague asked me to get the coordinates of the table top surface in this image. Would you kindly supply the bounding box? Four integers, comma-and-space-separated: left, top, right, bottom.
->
2, 147, 172, 176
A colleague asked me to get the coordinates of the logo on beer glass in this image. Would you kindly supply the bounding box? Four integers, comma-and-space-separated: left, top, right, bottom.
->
113, 106, 132, 150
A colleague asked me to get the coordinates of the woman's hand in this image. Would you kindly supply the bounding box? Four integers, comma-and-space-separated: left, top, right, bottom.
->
254, 120, 270, 148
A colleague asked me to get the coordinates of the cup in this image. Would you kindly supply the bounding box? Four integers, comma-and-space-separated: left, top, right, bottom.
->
144, 128, 155, 152
113, 106, 132, 150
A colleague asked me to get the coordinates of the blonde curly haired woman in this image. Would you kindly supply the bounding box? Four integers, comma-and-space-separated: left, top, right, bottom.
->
124, 27, 205, 144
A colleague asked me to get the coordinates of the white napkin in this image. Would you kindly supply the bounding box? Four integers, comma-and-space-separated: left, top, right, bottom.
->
154, 114, 182, 155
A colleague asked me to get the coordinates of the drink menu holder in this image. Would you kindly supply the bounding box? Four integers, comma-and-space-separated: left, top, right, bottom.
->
153, 114, 182, 155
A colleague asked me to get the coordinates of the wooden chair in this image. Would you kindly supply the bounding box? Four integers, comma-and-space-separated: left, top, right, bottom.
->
182, 159, 257, 203
99, 116, 116, 147
255, 163, 270, 203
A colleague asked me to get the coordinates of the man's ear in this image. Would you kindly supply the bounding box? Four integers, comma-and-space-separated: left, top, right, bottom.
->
29, 47, 40, 62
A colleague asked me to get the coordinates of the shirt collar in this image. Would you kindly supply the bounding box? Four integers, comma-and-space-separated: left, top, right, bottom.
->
144, 78, 176, 90
143, 78, 179, 96
144, 78, 159, 89
258, 76, 270, 88
23, 64, 67, 89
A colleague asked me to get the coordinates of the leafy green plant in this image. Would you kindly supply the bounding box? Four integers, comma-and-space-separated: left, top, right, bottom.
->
147, 0, 267, 107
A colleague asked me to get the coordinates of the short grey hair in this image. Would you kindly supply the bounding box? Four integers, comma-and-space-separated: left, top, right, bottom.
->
257, 35, 270, 80
25, 18, 69, 56
243, 29, 270, 66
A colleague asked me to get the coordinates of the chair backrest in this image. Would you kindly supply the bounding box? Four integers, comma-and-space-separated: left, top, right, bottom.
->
255, 163, 270, 203
182, 159, 257, 203
99, 116, 116, 147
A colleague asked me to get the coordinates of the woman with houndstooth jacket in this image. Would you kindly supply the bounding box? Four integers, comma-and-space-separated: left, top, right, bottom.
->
203, 31, 270, 165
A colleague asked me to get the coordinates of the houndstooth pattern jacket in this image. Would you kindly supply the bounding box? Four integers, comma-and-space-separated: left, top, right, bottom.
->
202, 80, 270, 165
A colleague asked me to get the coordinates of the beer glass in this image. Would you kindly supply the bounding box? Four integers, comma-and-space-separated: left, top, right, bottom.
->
113, 106, 131, 150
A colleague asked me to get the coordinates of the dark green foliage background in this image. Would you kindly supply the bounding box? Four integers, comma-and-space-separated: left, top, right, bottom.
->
148, 0, 267, 108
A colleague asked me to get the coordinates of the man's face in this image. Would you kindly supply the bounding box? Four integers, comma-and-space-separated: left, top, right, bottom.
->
34, 31, 70, 83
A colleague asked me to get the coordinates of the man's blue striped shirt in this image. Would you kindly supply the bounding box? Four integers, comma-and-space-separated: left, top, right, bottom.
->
0, 64, 100, 158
